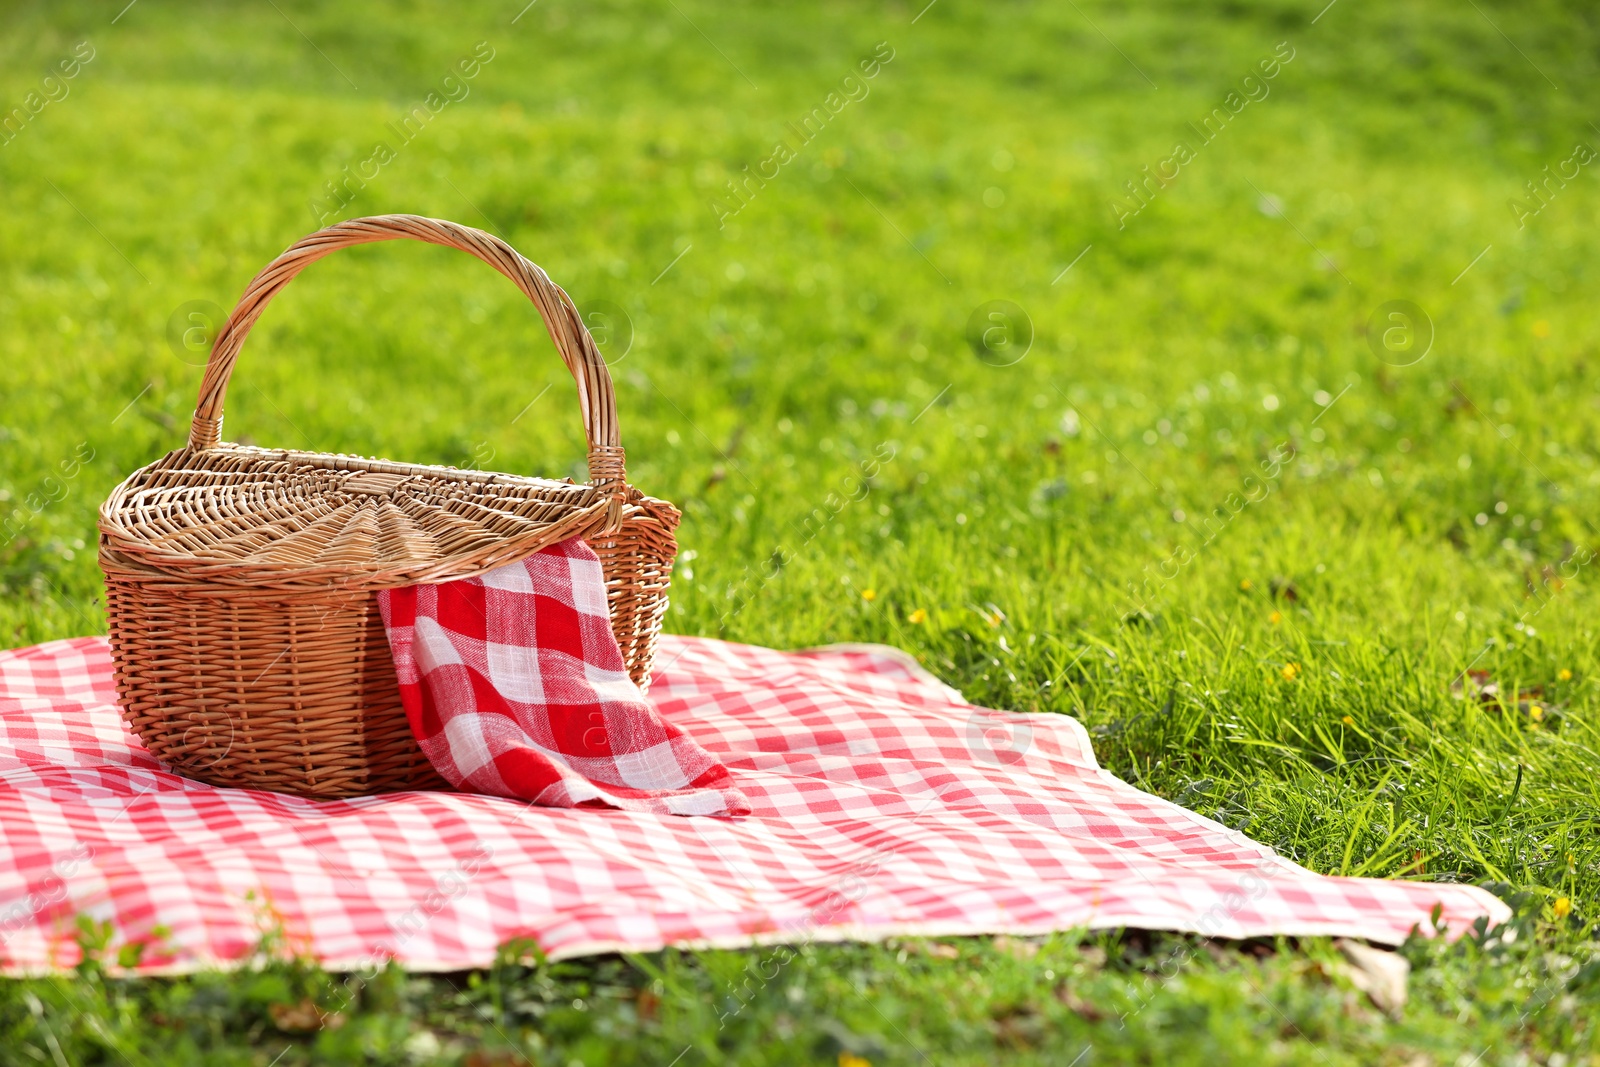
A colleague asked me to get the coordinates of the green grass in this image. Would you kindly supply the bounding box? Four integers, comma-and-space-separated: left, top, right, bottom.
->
2, 0, 1598, 1061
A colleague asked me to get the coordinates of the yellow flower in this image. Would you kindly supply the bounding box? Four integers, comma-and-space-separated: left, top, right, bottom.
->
1533, 320, 1551, 339
839, 1055, 872, 1067
1341, 715, 1354, 725
1558, 668, 1573, 681
1280, 663, 1300, 682
1240, 579, 1253, 591
1552, 896, 1572, 919
861, 589, 877, 602
1529, 705, 1544, 721
908, 608, 927, 624
1269, 611, 1282, 625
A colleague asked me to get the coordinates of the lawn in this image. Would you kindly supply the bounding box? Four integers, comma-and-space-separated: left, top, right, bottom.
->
1, 0, 1598, 1061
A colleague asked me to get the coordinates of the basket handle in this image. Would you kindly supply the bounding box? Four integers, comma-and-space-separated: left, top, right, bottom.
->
188, 214, 626, 515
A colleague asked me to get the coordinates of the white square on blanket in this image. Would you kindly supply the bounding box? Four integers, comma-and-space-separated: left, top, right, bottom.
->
486, 641, 546, 704
612, 741, 692, 790
412, 616, 466, 673
438, 713, 498, 782
583, 660, 643, 704
566, 555, 610, 617
479, 560, 535, 594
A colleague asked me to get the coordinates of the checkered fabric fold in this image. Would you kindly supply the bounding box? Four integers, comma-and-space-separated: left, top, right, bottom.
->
0, 633, 1509, 974
377, 538, 749, 816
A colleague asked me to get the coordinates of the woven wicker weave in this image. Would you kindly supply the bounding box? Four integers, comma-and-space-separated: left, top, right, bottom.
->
99, 215, 679, 798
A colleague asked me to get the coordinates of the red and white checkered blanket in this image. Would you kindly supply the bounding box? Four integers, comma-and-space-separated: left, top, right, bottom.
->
0, 633, 1508, 974
377, 540, 747, 816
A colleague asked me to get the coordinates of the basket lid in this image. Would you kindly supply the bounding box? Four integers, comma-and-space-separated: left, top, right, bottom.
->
99, 445, 616, 589
100, 215, 640, 591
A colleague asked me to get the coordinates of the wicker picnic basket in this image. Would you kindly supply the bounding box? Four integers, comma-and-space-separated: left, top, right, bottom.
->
98, 215, 680, 799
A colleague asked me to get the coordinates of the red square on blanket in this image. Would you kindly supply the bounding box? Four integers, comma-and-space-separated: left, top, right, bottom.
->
377, 538, 748, 816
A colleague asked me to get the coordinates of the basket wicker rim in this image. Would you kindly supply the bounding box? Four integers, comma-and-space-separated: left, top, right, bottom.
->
99, 446, 635, 590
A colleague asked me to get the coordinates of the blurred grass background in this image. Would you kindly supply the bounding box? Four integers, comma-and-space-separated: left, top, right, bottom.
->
1, 0, 1598, 1061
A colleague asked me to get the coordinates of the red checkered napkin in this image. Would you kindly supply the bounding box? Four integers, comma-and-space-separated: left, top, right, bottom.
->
376, 538, 748, 816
